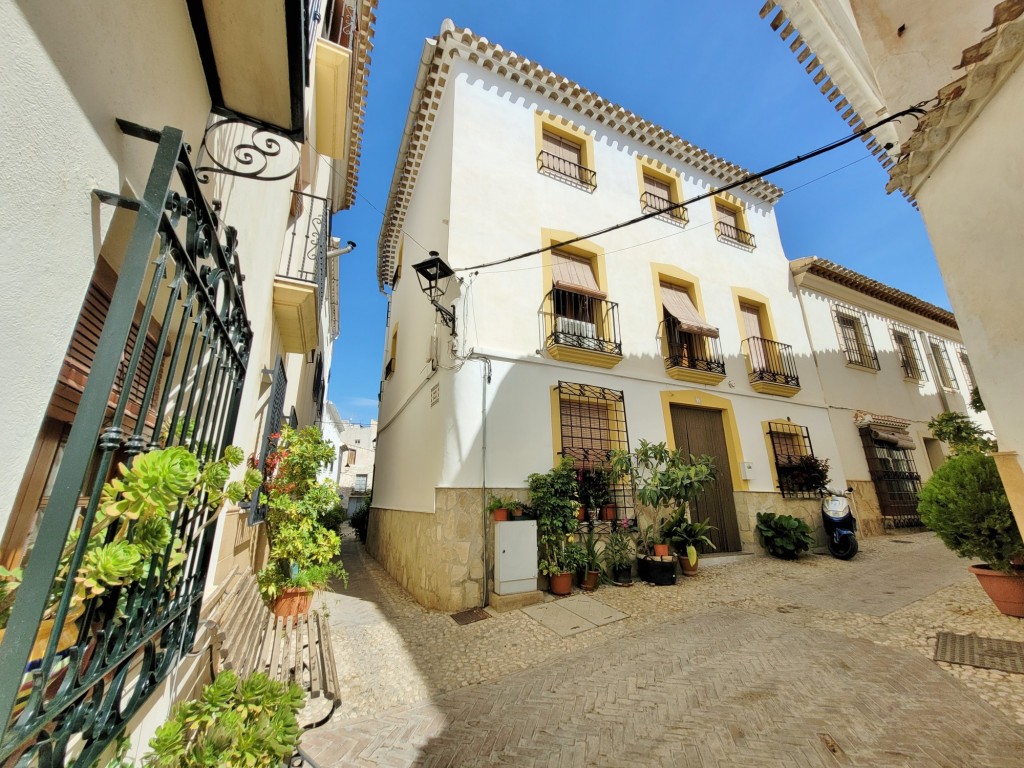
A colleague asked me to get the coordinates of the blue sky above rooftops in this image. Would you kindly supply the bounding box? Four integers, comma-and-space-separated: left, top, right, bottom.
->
327, 1, 943, 425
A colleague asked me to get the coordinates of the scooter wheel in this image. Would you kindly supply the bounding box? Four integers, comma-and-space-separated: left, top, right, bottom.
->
828, 535, 858, 560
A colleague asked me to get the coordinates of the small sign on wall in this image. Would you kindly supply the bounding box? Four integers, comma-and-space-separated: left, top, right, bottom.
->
430, 383, 439, 407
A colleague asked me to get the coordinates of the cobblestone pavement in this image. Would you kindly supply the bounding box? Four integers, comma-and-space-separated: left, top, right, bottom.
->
307, 530, 1024, 766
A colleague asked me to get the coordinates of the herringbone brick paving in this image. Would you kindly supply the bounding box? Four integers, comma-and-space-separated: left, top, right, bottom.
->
304, 605, 1024, 766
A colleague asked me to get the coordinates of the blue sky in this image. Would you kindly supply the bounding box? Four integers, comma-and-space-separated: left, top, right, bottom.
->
327, 1, 944, 424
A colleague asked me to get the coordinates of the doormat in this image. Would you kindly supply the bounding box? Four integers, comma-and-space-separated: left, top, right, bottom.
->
934, 632, 1024, 674
450, 608, 491, 625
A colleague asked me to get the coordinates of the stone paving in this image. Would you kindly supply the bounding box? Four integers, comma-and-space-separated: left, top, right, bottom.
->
307, 528, 1024, 766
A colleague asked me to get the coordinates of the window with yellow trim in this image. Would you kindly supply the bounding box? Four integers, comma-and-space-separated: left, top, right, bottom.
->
547, 249, 621, 357
537, 127, 596, 189
659, 282, 723, 374
385, 328, 397, 380
767, 422, 828, 498
641, 173, 687, 224
714, 199, 756, 249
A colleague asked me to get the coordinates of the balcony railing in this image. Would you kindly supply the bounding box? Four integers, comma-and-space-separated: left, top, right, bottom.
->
537, 151, 597, 190
641, 191, 688, 224
666, 336, 726, 375
0, 122, 252, 765
715, 220, 756, 249
744, 336, 800, 388
545, 288, 621, 357
319, 0, 357, 48
280, 191, 330, 311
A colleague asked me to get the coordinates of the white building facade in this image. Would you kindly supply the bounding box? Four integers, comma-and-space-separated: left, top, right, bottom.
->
319, 401, 377, 513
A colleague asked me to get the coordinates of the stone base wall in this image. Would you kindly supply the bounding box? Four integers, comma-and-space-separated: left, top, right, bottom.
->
847, 480, 886, 538
733, 492, 823, 552
367, 487, 529, 612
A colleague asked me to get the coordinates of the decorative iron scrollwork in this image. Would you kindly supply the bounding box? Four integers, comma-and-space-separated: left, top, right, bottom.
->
195, 117, 301, 183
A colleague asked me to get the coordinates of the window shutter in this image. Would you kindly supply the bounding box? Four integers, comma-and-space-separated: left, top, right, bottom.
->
739, 303, 763, 340
716, 204, 738, 228
643, 175, 670, 200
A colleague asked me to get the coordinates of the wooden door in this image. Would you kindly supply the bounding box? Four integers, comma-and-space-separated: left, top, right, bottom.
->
670, 405, 742, 552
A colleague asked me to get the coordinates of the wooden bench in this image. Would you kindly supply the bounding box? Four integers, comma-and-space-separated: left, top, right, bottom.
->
200, 569, 341, 730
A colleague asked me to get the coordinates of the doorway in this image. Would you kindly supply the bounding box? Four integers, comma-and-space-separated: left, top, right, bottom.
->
669, 404, 742, 552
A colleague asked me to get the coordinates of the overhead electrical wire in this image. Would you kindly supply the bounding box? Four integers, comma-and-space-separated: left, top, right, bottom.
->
455, 105, 924, 273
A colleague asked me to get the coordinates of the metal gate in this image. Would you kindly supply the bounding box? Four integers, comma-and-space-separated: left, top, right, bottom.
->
0, 121, 252, 765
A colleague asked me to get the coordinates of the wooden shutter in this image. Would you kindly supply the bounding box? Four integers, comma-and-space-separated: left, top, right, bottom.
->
739, 303, 763, 340
716, 204, 738, 228
543, 131, 581, 165
560, 399, 611, 468
643, 175, 670, 200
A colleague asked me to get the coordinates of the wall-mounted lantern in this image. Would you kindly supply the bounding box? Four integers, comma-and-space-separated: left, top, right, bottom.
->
412, 251, 457, 336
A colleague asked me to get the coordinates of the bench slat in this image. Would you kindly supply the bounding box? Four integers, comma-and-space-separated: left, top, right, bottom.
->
315, 612, 341, 703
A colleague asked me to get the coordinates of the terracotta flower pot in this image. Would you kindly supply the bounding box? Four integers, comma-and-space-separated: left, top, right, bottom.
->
679, 555, 698, 577
493, 507, 509, 522
549, 571, 573, 596
273, 587, 313, 618
600, 504, 617, 521
580, 570, 600, 591
653, 544, 670, 557
968, 564, 1024, 618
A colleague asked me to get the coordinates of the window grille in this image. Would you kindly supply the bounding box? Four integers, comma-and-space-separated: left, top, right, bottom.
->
958, 348, 976, 391
929, 338, 958, 390
250, 356, 288, 525
767, 422, 823, 499
889, 323, 926, 381
859, 426, 922, 527
556, 381, 632, 526
832, 305, 879, 369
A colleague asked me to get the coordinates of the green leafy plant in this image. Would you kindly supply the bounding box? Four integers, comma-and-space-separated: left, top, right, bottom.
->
601, 520, 635, 573
578, 466, 613, 511
663, 515, 717, 567
258, 426, 347, 602
928, 411, 996, 455
349, 497, 371, 543
486, 494, 517, 514
776, 454, 830, 495
581, 529, 601, 571
634, 522, 662, 557
969, 386, 986, 413
918, 451, 1022, 573
756, 512, 815, 560
143, 670, 304, 767
320, 497, 348, 534
528, 456, 580, 576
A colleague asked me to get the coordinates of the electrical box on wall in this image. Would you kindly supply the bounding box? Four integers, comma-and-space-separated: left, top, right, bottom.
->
494, 520, 537, 595
740, 461, 753, 480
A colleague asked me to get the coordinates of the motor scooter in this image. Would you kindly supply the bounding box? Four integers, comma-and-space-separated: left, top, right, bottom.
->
820, 486, 858, 560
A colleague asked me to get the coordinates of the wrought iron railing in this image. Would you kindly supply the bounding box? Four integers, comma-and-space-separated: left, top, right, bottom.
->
248, 356, 288, 525
545, 289, 621, 356
715, 220, 756, 249
321, 0, 357, 48
536, 151, 597, 190
641, 191, 688, 224
665, 334, 725, 375
0, 121, 252, 765
280, 191, 330, 314
744, 336, 800, 388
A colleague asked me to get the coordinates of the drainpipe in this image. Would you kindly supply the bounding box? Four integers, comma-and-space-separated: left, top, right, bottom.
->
327, 239, 356, 259
468, 353, 492, 606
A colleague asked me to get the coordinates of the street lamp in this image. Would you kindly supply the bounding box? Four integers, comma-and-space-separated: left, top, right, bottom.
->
412, 251, 457, 335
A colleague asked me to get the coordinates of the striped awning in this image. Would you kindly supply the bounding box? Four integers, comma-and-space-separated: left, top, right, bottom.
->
661, 283, 719, 338
552, 250, 604, 297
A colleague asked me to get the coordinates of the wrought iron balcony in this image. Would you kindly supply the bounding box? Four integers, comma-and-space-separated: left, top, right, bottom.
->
319, 0, 357, 48
537, 151, 597, 190
544, 288, 622, 362
744, 336, 800, 391
274, 192, 330, 353
715, 220, 756, 249
641, 191, 688, 224
666, 336, 726, 376
384, 358, 395, 380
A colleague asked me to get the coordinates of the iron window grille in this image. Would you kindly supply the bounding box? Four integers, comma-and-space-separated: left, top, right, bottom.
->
280, 191, 330, 315
320, 0, 358, 49
832, 305, 880, 370
767, 423, 824, 498
889, 323, 926, 381
714, 219, 756, 249
859, 426, 922, 527
0, 122, 252, 765
545, 288, 622, 357
556, 381, 633, 531
537, 131, 596, 190
743, 336, 800, 387
959, 348, 976, 392
929, 338, 959, 390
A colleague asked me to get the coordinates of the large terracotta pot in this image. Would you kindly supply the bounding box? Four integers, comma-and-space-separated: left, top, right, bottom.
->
273, 587, 313, 618
679, 555, 698, 577
579, 569, 600, 591
600, 504, 617, 521
549, 571, 573, 596
969, 564, 1024, 618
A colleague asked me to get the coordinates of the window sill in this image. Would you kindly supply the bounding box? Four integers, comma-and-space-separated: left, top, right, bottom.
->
844, 361, 880, 373
665, 365, 725, 386
750, 380, 801, 398
547, 342, 623, 369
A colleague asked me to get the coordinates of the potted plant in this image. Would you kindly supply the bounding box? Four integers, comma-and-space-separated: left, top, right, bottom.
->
257, 426, 347, 617
540, 541, 585, 596
756, 512, 815, 559
610, 441, 716, 586
919, 412, 1023, 617
578, 530, 602, 591
777, 454, 831, 496
487, 494, 514, 522
144, 669, 304, 767
528, 456, 580, 594
580, 466, 616, 521
663, 515, 717, 576
602, 519, 635, 584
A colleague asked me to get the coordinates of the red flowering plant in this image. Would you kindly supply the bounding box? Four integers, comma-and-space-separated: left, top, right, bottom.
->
256, 426, 346, 602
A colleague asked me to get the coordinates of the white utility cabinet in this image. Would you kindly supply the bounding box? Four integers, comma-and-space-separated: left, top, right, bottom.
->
494, 520, 537, 595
